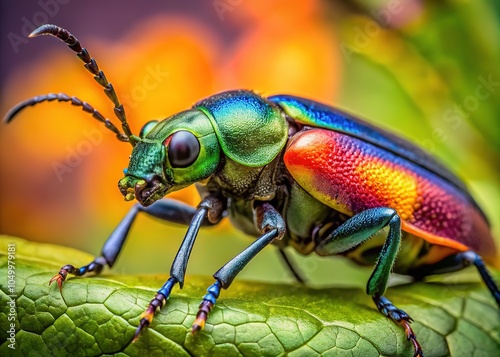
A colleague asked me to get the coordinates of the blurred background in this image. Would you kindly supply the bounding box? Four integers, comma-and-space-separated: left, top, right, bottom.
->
0, 0, 499, 287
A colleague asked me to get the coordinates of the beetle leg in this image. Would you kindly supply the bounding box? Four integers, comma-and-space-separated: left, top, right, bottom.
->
316, 207, 401, 296
409, 251, 500, 307
315, 208, 423, 357
133, 196, 225, 342
49, 198, 206, 290
278, 247, 307, 284
374, 296, 423, 357
192, 202, 285, 332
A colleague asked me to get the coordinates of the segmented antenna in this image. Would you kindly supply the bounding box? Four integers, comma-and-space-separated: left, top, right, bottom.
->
4, 93, 129, 142
4, 24, 138, 146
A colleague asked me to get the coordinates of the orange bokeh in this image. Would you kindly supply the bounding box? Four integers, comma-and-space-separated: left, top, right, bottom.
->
0, 3, 341, 253
224, 23, 340, 101
2, 0, 497, 286
222, 0, 339, 101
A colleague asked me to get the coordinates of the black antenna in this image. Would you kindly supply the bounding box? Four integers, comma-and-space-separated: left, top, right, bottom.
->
5, 93, 129, 142
4, 24, 139, 146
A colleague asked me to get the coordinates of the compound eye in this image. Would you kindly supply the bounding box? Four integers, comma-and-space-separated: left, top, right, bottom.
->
139, 120, 159, 138
166, 130, 200, 168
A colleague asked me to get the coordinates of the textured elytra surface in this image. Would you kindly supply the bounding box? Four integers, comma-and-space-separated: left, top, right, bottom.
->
284, 129, 496, 262
0, 236, 499, 356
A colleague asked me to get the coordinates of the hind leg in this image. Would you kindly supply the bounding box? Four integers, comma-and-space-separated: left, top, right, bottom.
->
409, 251, 500, 307
316, 207, 423, 357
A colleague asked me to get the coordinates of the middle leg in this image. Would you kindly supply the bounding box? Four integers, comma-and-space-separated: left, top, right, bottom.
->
192, 202, 286, 331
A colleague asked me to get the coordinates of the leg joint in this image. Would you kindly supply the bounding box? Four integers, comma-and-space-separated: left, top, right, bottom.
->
458, 251, 480, 266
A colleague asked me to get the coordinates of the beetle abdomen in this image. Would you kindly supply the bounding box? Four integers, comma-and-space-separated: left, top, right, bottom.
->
284, 129, 498, 266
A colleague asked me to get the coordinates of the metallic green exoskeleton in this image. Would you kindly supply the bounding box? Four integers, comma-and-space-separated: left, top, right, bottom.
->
5, 24, 499, 357
119, 90, 288, 206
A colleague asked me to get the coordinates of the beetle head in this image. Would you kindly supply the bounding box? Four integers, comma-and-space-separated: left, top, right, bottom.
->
118, 109, 221, 206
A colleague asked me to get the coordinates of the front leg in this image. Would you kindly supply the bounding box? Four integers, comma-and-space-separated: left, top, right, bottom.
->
49, 198, 207, 290
133, 196, 225, 341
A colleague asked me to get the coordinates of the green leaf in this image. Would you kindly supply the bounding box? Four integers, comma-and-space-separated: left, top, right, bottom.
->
1, 236, 499, 356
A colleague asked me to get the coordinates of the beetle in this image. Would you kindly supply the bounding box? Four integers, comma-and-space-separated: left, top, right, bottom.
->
4, 24, 500, 357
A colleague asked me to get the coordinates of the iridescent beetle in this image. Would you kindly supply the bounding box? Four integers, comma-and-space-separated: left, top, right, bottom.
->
5, 25, 500, 357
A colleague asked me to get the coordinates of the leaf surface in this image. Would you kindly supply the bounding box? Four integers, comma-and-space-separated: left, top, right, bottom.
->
1, 236, 499, 356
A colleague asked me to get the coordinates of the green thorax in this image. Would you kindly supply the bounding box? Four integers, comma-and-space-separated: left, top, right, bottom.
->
195, 90, 288, 167
119, 90, 288, 206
